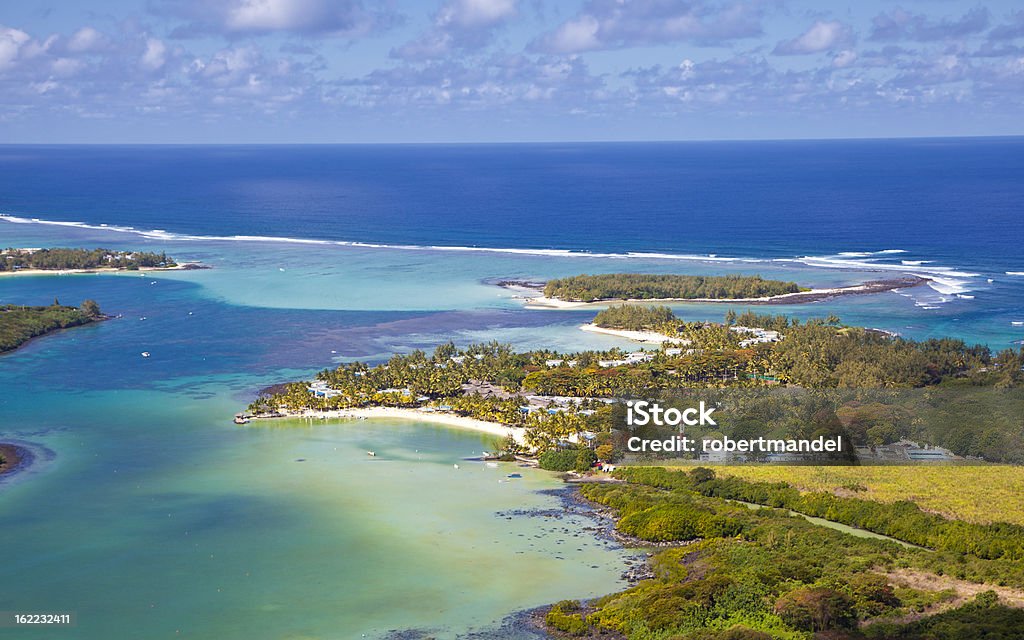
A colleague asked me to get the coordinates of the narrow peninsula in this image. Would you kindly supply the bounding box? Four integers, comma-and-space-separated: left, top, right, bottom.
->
0, 300, 106, 354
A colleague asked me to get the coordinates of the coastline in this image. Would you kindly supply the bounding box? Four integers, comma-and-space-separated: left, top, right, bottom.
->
580, 323, 681, 344
0, 263, 206, 277
0, 314, 111, 356
246, 406, 529, 446
520, 276, 928, 309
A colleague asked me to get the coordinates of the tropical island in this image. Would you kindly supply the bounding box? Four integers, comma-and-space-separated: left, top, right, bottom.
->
507, 273, 928, 308
0, 247, 196, 274
0, 299, 105, 354
244, 308, 1023, 464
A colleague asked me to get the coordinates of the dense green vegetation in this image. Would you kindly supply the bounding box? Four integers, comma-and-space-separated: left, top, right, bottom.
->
538, 448, 597, 473
1, 247, 176, 271
0, 300, 104, 353
543, 273, 802, 302
594, 304, 678, 330
249, 310, 1023, 462
552, 467, 1024, 639
615, 467, 1024, 563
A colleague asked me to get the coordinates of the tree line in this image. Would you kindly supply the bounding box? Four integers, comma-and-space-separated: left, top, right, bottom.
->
543, 273, 803, 302
1, 247, 176, 271
0, 300, 103, 353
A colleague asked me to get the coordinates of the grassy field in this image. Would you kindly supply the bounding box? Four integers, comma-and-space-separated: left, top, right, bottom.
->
659, 463, 1024, 525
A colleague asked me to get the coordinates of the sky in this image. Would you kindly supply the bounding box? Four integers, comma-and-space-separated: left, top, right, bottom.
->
0, 0, 1022, 142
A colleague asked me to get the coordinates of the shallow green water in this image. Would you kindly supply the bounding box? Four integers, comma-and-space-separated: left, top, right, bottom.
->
1, 387, 636, 639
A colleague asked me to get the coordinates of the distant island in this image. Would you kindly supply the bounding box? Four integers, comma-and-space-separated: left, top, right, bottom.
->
0, 300, 105, 354
545, 273, 804, 301
0, 247, 202, 275
501, 272, 928, 307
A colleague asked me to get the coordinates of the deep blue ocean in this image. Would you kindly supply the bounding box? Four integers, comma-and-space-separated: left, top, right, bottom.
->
1, 139, 1021, 271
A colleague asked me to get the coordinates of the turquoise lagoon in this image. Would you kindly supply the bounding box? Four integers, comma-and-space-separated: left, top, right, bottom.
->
1, 218, 1022, 639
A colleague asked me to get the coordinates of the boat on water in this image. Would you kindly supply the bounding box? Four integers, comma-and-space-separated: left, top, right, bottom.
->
506, 473, 522, 479
486, 462, 499, 468
233, 415, 250, 425
367, 451, 376, 457
141, 352, 150, 358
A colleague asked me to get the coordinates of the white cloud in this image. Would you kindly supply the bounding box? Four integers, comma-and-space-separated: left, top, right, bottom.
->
832, 49, 858, 68
543, 15, 601, 54
67, 27, 108, 53
141, 38, 168, 71
531, 0, 764, 53
773, 20, 853, 56
391, 0, 519, 59
153, 0, 390, 37
52, 57, 85, 76
0, 26, 31, 71
437, 0, 517, 29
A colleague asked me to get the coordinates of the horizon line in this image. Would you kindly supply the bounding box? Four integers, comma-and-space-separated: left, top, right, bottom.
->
1, 134, 1022, 146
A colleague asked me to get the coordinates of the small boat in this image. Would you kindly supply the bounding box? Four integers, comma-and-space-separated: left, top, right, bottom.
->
139, 316, 147, 321
453, 463, 460, 469
506, 473, 522, 479
141, 352, 150, 358
367, 451, 376, 457
486, 462, 499, 468
1013, 321, 1024, 326
233, 416, 250, 425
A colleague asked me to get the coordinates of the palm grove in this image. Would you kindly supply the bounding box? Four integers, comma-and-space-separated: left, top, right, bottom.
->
249, 307, 1023, 464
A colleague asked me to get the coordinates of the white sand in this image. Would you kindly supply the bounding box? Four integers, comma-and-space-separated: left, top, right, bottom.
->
266, 406, 528, 445
0, 264, 200, 277
580, 323, 683, 344
523, 285, 870, 309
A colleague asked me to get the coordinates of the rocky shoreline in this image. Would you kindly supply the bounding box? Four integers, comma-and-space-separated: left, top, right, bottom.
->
0, 442, 32, 478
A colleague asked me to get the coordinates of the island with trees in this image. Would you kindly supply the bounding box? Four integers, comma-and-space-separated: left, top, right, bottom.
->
0, 299, 106, 354
512, 272, 928, 307
244, 309, 1023, 464
0, 247, 195, 274
244, 311, 1024, 638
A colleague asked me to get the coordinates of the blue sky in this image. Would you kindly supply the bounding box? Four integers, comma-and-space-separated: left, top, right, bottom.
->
1, 0, 1022, 142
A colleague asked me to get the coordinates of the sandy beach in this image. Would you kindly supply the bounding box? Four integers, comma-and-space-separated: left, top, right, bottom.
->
0, 263, 205, 277
580, 323, 682, 343
251, 406, 529, 446
521, 276, 928, 309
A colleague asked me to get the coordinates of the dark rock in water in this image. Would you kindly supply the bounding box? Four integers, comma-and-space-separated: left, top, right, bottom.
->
383, 606, 555, 639
488, 278, 546, 291
256, 382, 294, 397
